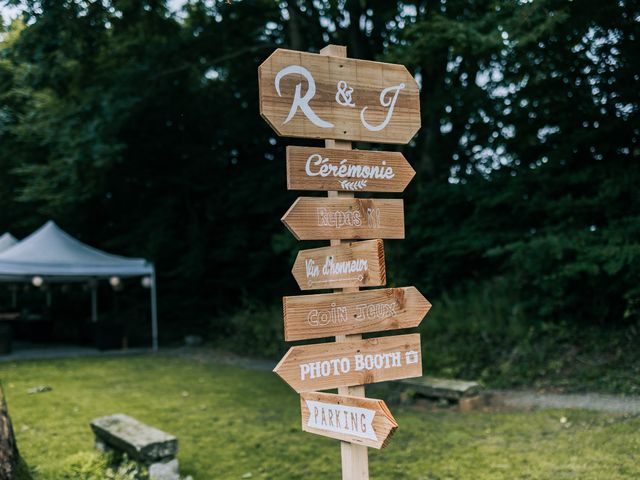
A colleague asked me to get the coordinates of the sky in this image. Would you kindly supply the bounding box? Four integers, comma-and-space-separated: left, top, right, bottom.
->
0, 4, 20, 23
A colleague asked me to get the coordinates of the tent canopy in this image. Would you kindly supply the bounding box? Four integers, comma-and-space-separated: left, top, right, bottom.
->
0, 233, 17, 253
0, 221, 153, 280
0, 221, 158, 350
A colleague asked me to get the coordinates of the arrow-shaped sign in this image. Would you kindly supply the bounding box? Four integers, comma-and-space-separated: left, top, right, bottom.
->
258, 48, 421, 144
300, 391, 398, 449
274, 333, 422, 393
282, 197, 404, 241
292, 239, 386, 291
287, 146, 415, 193
283, 286, 430, 341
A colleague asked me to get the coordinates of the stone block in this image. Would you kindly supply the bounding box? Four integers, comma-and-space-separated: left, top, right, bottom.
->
90, 414, 178, 463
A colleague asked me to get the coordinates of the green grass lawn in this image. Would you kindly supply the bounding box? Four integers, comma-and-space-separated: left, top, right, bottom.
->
0, 354, 639, 479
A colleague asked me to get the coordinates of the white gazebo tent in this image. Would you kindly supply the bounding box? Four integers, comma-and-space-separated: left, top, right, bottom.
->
0, 233, 19, 307
0, 233, 17, 253
0, 221, 158, 350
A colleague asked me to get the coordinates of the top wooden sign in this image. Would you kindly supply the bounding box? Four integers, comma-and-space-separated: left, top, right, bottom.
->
258, 49, 421, 144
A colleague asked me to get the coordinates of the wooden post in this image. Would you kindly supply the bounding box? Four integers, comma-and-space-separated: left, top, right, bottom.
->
320, 43, 369, 480
263, 41, 425, 475
90, 281, 98, 323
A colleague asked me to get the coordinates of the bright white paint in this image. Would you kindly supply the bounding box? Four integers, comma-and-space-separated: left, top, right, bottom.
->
305, 256, 369, 279
305, 153, 395, 183
405, 350, 420, 365
274, 65, 407, 132
360, 83, 405, 131
298, 350, 414, 381
335, 80, 356, 107
275, 65, 334, 128
305, 400, 377, 441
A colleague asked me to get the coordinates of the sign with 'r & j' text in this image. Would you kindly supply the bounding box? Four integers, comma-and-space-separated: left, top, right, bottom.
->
258, 49, 421, 144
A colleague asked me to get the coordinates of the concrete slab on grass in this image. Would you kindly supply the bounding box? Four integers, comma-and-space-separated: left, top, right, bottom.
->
91, 414, 178, 463
401, 376, 482, 400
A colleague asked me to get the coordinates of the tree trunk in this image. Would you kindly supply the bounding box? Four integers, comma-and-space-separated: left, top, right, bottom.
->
0, 383, 19, 480
286, 2, 305, 50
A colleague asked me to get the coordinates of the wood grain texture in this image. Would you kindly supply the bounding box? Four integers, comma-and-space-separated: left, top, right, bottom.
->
258, 48, 421, 144
283, 287, 430, 341
318, 44, 370, 480
291, 239, 386, 291
300, 392, 397, 449
286, 146, 415, 193
281, 197, 404, 241
273, 333, 422, 393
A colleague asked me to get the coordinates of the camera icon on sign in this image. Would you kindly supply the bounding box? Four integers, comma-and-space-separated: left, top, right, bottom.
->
405, 351, 419, 365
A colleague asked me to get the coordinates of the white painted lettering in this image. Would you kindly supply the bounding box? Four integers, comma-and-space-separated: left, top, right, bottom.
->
405, 350, 419, 365
275, 65, 333, 128
360, 83, 405, 131
305, 400, 377, 441
317, 208, 362, 229
305, 154, 396, 192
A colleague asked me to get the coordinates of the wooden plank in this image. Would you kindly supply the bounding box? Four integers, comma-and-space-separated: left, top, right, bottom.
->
400, 377, 482, 400
273, 333, 422, 393
283, 286, 430, 341
317, 45, 369, 480
287, 146, 415, 193
282, 197, 404, 241
258, 48, 421, 144
291, 239, 386, 291
300, 392, 397, 449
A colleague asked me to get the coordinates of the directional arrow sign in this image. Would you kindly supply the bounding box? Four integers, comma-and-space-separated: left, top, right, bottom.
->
258, 48, 421, 144
287, 146, 416, 193
273, 333, 422, 393
283, 287, 430, 341
301, 392, 398, 449
292, 239, 386, 291
282, 197, 404, 241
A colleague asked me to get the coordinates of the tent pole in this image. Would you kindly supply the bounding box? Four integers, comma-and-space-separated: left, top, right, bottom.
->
150, 269, 158, 352
91, 281, 98, 323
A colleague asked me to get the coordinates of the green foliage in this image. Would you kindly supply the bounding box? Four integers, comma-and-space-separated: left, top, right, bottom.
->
0, 0, 637, 350
421, 281, 640, 393
221, 298, 285, 358
43, 451, 146, 480
1, 355, 640, 479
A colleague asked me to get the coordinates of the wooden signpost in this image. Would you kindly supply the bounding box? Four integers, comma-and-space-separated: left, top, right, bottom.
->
300, 392, 397, 449
291, 239, 386, 291
287, 147, 415, 192
259, 44, 426, 479
283, 287, 431, 341
274, 333, 422, 393
282, 197, 405, 240
258, 49, 421, 144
